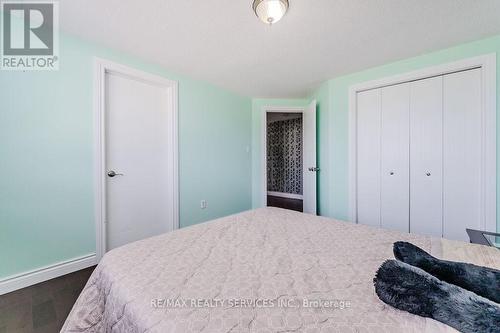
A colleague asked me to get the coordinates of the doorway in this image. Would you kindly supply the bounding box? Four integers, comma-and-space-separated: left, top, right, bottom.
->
262, 101, 317, 214
94, 59, 179, 259
266, 112, 304, 211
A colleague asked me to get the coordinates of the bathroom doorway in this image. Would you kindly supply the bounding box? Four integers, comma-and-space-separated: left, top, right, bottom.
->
266, 112, 304, 212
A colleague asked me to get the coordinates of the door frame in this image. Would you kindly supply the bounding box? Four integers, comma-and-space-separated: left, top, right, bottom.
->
93, 58, 179, 261
348, 53, 497, 232
261, 106, 305, 208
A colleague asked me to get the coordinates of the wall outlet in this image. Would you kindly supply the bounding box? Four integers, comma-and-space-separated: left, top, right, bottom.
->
200, 200, 207, 209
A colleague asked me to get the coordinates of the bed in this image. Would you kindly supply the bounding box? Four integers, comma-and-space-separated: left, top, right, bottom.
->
62, 207, 499, 332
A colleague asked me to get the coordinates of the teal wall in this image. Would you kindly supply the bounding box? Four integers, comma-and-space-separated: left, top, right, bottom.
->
309, 35, 500, 231
2, 25, 499, 283
0, 34, 252, 279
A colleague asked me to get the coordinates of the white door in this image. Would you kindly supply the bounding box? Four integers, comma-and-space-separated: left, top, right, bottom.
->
303, 100, 317, 214
380, 83, 410, 232
356, 89, 382, 227
105, 70, 176, 251
409, 76, 443, 237
443, 69, 482, 241
354, 65, 493, 241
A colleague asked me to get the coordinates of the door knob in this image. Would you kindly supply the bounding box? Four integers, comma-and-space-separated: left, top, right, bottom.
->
389, 171, 395, 176
426, 172, 431, 177
107, 170, 124, 177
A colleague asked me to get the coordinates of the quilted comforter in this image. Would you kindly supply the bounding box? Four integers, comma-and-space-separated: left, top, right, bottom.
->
62, 207, 497, 332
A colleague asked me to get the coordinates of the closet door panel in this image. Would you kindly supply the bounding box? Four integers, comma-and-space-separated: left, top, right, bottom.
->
356, 89, 381, 227
380, 84, 410, 232
443, 69, 482, 241
410, 76, 443, 237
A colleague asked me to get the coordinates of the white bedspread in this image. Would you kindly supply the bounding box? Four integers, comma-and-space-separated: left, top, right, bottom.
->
62, 207, 491, 332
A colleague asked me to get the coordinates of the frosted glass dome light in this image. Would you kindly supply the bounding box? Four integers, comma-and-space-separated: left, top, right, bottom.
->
253, 0, 289, 25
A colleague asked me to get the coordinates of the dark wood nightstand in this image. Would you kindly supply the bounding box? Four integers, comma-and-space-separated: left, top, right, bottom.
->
466, 229, 500, 249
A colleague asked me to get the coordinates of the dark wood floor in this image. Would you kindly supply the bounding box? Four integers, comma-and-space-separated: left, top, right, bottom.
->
267, 195, 303, 212
0, 266, 95, 333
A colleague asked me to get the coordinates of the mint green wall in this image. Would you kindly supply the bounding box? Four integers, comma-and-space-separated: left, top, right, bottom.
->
251, 99, 309, 207
310, 35, 500, 231
2, 29, 499, 283
0, 34, 252, 279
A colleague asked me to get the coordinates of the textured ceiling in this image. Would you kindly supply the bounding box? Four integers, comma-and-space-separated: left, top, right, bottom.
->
59, 0, 500, 98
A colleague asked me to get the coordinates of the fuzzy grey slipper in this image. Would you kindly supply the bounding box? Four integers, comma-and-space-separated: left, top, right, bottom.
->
393, 241, 500, 303
374, 260, 500, 333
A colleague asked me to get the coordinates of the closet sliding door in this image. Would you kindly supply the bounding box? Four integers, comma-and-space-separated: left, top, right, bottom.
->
355, 62, 493, 241
356, 89, 381, 227
409, 77, 443, 237
380, 84, 410, 232
443, 69, 482, 241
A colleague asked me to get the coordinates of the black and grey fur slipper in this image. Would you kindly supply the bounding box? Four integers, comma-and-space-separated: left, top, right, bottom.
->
374, 260, 500, 333
393, 241, 500, 303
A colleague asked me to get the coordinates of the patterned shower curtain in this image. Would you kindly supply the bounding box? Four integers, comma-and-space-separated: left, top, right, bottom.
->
266, 118, 303, 195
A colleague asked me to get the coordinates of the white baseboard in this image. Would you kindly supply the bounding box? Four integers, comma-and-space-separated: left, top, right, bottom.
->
0, 253, 97, 295
267, 191, 303, 200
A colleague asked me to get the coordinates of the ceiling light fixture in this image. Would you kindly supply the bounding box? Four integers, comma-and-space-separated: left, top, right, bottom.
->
253, 0, 289, 25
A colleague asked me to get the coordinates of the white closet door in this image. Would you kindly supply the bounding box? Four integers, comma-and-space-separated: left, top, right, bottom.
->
356, 89, 381, 227
443, 69, 482, 241
380, 84, 410, 232
409, 76, 443, 237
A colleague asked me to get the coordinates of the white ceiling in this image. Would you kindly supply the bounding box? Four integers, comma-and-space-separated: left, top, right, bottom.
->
59, 0, 500, 98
